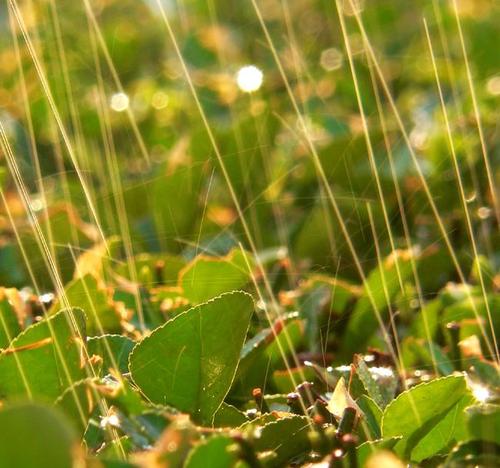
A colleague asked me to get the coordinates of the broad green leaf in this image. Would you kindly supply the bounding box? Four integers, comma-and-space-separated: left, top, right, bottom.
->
87, 334, 135, 376
129, 291, 254, 424
0, 308, 86, 402
50, 274, 121, 335
252, 415, 311, 466
0, 403, 77, 468
185, 436, 236, 468
410, 393, 473, 461
239, 412, 280, 430
179, 249, 254, 304
382, 375, 473, 461
213, 403, 248, 427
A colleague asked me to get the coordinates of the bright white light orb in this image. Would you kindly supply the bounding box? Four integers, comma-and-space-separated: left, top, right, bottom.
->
110, 92, 130, 112
236, 65, 263, 93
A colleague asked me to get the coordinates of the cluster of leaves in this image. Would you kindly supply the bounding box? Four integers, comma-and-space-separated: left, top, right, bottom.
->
0, 243, 497, 467
0, 0, 498, 466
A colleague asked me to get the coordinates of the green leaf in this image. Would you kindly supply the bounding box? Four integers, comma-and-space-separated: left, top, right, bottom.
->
0, 308, 86, 402
50, 274, 121, 335
357, 394, 382, 439
0, 292, 22, 349
340, 250, 415, 359
19, 205, 96, 290
54, 378, 96, 435
0, 403, 77, 468
87, 334, 135, 376
213, 403, 248, 428
152, 154, 207, 249
179, 249, 254, 304
265, 318, 304, 368
273, 366, 316, 394
229, 314, 306, 400
252, 415, 311, 466
401, 337, 454, 376
466, 404, 500, 444
355, 357, 390, 408
382, 375, 473, 461
410, 393, 473, 461
409, 298, 441, 341
129, 291, 254, 424
299, 276, 359, 352
185, 436, 236, 468
115, 253, 186, 287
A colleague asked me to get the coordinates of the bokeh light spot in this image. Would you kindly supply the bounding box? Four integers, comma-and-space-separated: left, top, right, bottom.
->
236, 65, 263, 93
110, 92, 130, 112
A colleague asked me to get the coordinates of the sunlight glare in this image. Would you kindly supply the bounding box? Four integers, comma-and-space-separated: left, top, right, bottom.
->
472, 384, 490, 403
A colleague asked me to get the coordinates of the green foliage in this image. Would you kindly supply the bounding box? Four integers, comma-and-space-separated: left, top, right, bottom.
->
184, 436, 236, 468
179, 249, 254, 304
0, 293, 22, 349
382, 375, 475, 461
87, 334, 135, 376
0, 403, 77, 468
0, 0, 498, 465
50, 275, 121, 335
0, 308, 86, 402
129, 291, 254, 424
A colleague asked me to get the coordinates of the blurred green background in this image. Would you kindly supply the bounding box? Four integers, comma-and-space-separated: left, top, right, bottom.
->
0, 0, 498, 291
